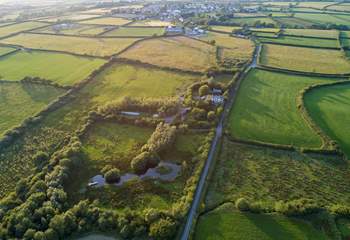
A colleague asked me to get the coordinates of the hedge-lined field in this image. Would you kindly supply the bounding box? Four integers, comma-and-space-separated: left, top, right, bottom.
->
0, 50, 106, 86
260, 44, 350, 74
209, 25, 241, 33
275, 17, 314, 28
1, 33, 140, 57
195, 203, 327, 240
79, 17, 131, 26
0, 21, 48, 38
103, 27, 165, 37
283, 28, 338, 39
0, 82, 65, 137
258, 35, 339, 48
229, 17, 277, 26
205, 139, 350, 208
0, 46, 16, 56
41, 14, 100, 22
305, 83, 350, 157
120, 36, 217, 72
295, 13, 350, 26
33, 24, 108, 36
228, 69, 339, 148
128, 20, 173, 27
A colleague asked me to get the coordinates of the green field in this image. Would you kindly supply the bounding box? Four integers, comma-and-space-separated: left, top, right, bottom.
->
0, 46, 16, 56
34, 23, 108, 36
103, 27, 165, 37
1, 33, 140, 57
258, 35, 339, 48
209, 25, 241, 33
0, 50, 106, 86
283, 29, 338, 39
305, 82, 350, 157
0, 21, 48, 38
295, 13, 350, 26
228, 69, 339, 148
195, 203, 328, 240
229, 17, 277, 26
0, 82, 65, 137
206, 139, 350, 208
41, 14, 100, 22
274, 17, 314, 28
260, 44, 350, 74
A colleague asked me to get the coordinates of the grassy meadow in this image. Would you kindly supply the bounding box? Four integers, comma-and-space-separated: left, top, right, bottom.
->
128, 20, 173, 27
0, 46, 16, 56
283, 29, 338, 39
209, 25, 241, 33
79, 17, 131, 26
0, 50, 106, 86
0, 82, 65, 137
206, 139, 350, 208
260, 44, 350, 74
195, 203, 328, 240
294, 13, 350, 26
274, 17, 314, 28
42, 14, 100, 22
258, 35, 339, 48
305, 82, 350, 157
0, 21, 48, 38
34, 24, 108, 36
1, 33, 140, 57
228, 69, 339, 148
229, 17, 277, 26
120, 36, 217, 72
103, 27, 165, 37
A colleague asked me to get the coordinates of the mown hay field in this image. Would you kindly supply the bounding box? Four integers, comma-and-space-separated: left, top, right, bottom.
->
128, 20, 173, 27
79, 17, 131, 26
305, 83, 350, 157
33, 24, 108, 36
260, 44, 350, 74
0, 46, 16, 56
1, 33, 140, 57
0, 82, 65, 137
103, 27, 165, 37
283, 28, 338, 39
0, 21, 48, 38
228, 69, 339, 148
206, 139, 350, 208
120, 36, 217, 72
199, 32, 254, 59
258, 35, 339, 48
0, 50, 106, 86
209, 25, 241, 33
195, 203, 328, 240
41, 14, 100, 22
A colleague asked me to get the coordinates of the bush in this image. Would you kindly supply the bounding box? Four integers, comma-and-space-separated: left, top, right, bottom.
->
149, 217, 177, 240
199, 85, 210, 96
33, 152, 49, 170
275, 198, 321, 216
131, 151, 160, 174
207, 111, 216, 122
235, 198, 250, 211
105, 168, 121, 184
101, 165, 114, 176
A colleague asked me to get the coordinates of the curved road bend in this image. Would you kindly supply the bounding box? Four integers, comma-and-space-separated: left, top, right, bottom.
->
180, 44, 261, 240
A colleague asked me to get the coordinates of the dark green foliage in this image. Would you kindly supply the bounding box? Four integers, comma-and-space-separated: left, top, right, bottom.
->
33, 151, 49, 170
149, 217, 177, 240
235, 198, 250, 211
275, 199, 321, 216
104, 168, 121, 183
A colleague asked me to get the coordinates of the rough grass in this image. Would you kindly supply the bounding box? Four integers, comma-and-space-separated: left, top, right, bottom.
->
195, 203, 328, 240
305, 82, 350, 157
34, 24, 108, 36
103, 27, 165, 37
1, 33, 140, 57
199, 32, 254, 59
0, 82, 65, 137
0, 50, 106, 86
120, 36, 217, 72
260, 44, 350, 74
206, 139, 350, 207
283, 29, 338, 39
79, 17, 131, 26
258, 35, 339, 48
228, 69, 339, 148
0, 21, 48, 38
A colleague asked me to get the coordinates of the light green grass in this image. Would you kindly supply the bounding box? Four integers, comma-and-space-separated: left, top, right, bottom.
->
0, 21, 48, 38
103, 27, 165, 37
228, 69, 338, 148
295, 13, 350, 26
275, 17, 314, 28
258, 35, 339, 48
230, 17, 277, 26
304, 82, 350, 157
283, 29, 338, 39
0, 46, 15, 56
34, 24, 108, 36
195, 203, 328, 240
0, 50, 106, 86
0, 82, 65, 137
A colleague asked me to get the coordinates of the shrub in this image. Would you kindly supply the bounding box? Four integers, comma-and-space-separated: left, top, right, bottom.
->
33, 152, 49, 170
275, 198, 321, 216
199, 85, 210, 96
149, 217, 177, 240
105, 168, 121, 184
207, 111, 216, 122
235, 198, 250, 211
131, 151, 160, 174
101, 165, 114, 176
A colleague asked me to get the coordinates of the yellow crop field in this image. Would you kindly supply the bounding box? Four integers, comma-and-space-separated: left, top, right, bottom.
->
260, 44, 350, 74
120, 36, 217, 72
1, 33, 140, 57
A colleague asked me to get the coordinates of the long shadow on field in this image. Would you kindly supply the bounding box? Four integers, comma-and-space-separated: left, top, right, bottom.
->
21, 82, 55, 103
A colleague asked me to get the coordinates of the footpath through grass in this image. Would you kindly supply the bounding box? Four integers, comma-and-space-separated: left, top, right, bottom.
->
305, 82, 350, 157
228, 69, 339, 148
195, 203, 328, 240
0, 50, 106, 86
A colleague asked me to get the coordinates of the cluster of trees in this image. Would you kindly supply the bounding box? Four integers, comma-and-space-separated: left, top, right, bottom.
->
98, 96, 180, 117
101, 165, 121, 184
131, 123, 177, 174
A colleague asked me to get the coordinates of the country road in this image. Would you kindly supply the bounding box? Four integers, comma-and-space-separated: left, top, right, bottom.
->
180, 44, 261, 240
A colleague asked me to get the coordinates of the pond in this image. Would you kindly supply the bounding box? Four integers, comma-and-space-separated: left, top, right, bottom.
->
89, 161, 181, 187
